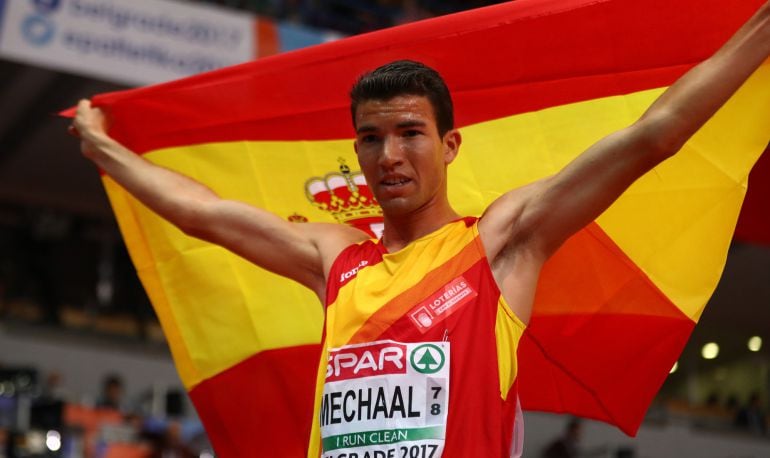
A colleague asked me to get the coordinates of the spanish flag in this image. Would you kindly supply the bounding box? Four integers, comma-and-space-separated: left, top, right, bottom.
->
81, 0, 769, 455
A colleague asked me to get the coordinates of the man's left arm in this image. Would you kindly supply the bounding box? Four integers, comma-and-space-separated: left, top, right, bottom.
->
480, 1, 770, 321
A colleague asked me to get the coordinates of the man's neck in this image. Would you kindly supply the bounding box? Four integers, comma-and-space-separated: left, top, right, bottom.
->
380, 204, 461, 253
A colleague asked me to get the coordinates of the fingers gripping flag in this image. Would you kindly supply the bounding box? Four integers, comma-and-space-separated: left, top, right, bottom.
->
76, 0, 769, 455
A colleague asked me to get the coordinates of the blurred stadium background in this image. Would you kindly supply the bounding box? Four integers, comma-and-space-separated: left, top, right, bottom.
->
0, 0, 768, 456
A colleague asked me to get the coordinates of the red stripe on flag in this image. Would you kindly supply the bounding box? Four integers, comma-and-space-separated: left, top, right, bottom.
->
519, 314, 693, 435
518, 222, 695, 434
83, 0, 764, 153
736, 147, 770, 245
189, 344, 320, 458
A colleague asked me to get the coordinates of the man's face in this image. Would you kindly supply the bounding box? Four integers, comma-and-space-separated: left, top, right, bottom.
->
107, 382, 123, 402
353, 95, 459, 217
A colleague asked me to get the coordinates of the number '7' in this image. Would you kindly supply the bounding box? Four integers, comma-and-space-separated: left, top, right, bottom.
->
431, 386, 442, 399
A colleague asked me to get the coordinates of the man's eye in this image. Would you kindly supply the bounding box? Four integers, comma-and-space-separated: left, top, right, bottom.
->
361, 135, 378, 143
404, 130, 421, 137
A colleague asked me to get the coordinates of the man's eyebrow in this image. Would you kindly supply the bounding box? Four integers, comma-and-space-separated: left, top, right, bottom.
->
355, 120, 427, 134
396, 120, 427, 129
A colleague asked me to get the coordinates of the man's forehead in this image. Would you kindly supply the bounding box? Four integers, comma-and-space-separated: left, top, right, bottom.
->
354, 95, 436, 126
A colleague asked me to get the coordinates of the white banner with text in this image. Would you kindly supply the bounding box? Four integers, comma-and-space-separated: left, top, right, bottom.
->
0, 0, 256, 86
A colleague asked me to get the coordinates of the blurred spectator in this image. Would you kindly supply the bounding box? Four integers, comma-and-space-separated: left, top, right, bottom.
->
0, 427, 7, 458
395, 0, 432, 24
734, 391, 767, 435
140, 419, 196, 458
97, 374, 126, 412
615, 447, 636, 458
31, 371, 65, 432
542, 417, 608, 458
542, 417, 582, 458
704, 392, 720, 410
41, 370, 70, 402
153, 421, 196, 458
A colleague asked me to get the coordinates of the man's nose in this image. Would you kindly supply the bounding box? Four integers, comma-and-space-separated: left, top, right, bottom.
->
379, 136, 404, 168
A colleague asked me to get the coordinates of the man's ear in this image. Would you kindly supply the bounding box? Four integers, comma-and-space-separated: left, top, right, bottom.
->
443, 129, 462, 164
353, 139, 359, 155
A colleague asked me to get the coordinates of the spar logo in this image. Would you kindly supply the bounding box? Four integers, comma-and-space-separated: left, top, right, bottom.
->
410, 343, 445, 374
21, 0, 61, 46
326, 342, 407, 382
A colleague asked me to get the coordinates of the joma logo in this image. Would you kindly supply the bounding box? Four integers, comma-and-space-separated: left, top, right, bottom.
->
339, 260, 368, 283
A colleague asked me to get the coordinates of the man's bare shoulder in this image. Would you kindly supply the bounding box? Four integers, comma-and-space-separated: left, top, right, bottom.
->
298, 221, 371, 269
301, 222, 370, 245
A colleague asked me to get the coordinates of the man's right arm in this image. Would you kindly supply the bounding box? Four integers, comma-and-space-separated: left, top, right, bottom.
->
73, 99, 368, 299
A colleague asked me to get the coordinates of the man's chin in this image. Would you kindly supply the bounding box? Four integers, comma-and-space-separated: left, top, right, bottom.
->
379, 197, 418, 218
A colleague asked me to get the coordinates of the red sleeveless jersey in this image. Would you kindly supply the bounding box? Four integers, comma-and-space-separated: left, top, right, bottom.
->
308, 218, 526, 457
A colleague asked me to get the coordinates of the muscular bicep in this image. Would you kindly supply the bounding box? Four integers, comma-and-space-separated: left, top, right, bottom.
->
185, 199, 366, 298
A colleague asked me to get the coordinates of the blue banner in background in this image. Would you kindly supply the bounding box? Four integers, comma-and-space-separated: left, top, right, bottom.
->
0, 0, 6, 45
277, 22, 339, 52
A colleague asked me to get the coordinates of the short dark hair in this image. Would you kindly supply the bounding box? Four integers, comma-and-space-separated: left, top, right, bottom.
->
350, 60, 454, 136
103, 374, 123, 388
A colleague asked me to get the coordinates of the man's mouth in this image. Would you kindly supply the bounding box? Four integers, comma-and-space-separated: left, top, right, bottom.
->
381, 177, 412, 187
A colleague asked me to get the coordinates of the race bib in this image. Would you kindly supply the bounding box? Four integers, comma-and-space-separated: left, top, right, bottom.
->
321, 340, 450, 458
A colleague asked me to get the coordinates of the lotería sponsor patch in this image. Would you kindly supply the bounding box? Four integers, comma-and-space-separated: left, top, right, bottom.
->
408, 276, 477, 333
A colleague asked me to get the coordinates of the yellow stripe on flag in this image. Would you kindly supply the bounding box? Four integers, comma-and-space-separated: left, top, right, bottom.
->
598, 63, 770, 320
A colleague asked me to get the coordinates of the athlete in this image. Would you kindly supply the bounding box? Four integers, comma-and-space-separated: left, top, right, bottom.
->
72, 3, 770, 457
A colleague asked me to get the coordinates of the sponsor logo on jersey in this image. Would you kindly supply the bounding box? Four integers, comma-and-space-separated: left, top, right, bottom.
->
409, 276, 477, 333
326, 342, 407, 382
339, 259, 368, 283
